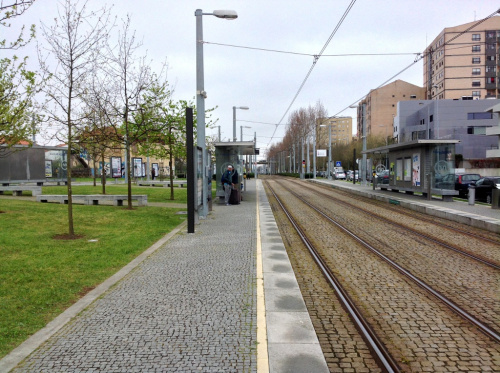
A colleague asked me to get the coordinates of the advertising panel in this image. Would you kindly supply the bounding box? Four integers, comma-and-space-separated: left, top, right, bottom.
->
111, 157, 122, 178
412, 153, 420, 186
45, 160, 53, 178
133, 157, 142, 177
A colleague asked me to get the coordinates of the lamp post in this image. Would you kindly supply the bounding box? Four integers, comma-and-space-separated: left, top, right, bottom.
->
195, 9, 237, 218
233, 106, 249, 141
240, 125, 251, 141
351, 104, 367, 185
320, 121, 332, 180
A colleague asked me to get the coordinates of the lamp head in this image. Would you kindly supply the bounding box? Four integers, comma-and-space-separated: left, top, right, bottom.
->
213, 10, 238, 19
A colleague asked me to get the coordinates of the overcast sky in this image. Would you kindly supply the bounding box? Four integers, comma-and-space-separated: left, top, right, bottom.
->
7, 0, 499, 159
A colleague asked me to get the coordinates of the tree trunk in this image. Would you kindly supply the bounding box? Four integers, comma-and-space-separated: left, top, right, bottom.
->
101, 149, 106, 194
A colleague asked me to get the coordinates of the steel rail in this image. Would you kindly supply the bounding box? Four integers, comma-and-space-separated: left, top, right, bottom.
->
265, 181, 402, 373
294, 180, 500, 270
276, 180, 500, 343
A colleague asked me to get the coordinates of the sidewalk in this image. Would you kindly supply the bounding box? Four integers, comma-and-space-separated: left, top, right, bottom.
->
2, 179, 328, 373
310, 178, 500, 234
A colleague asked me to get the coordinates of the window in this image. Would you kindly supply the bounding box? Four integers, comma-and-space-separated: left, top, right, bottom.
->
468, 112, 493, 120
472, 57, 481, 64
410, 95, 417, 99
472, 80, 481, 87
487, 77, 496, 84
467, 126, 488, 135
486, 66, 497, 73
487, 55, 496, 61
472, 34, 481, 41
472, 45, 481, 52
486, 31, 495, 38
487, 43, 496, 50
472, 68, 481, 75
430, 115, 433, 122
472, 91, 481, 98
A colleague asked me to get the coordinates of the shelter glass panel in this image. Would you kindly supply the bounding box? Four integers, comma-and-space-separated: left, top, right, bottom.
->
431, 144, 455, 189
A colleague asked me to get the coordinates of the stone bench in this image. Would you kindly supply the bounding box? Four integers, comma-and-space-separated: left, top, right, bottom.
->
37, 194, 148, 206
136, 180, 185, 188
0, 185, 42, 196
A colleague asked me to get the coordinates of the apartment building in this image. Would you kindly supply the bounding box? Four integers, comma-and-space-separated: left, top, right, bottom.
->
424, 16, 500, 100
355, 80, 425, 140
318, 116, 353, 147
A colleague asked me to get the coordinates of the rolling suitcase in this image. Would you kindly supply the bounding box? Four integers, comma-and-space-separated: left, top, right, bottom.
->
229, 188, 240, 205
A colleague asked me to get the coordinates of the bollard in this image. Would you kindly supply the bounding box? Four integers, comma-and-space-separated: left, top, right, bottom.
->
492, 189, 500, 209
373, 175, 377, 190
468, 186, 475, 206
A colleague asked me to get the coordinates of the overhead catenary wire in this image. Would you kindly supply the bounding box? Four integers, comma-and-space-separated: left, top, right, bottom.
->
266, 0, 357, 147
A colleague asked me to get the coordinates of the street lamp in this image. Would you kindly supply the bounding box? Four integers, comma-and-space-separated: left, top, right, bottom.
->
233, 106, 249, 141
320, 121, 332, 180
351, 104, 367, 185
240, 125, 251, 141
195, 9, 237, 218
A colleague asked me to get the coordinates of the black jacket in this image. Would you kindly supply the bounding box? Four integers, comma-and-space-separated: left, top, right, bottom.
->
221, 169, 238, 185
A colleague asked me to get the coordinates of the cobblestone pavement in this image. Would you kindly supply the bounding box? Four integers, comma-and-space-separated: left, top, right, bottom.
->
13, 188, 257, 372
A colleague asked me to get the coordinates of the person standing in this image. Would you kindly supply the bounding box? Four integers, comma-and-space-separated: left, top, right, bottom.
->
221, 165, 238, 206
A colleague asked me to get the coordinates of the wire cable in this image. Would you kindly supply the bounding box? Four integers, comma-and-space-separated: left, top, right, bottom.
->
267, 0, 357, 147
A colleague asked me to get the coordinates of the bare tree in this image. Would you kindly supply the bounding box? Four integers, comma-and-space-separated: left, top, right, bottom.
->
102, 15, 167, 209
38, 0, 112, 237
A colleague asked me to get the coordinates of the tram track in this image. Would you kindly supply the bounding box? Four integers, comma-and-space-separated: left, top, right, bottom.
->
266, 181, 402, 373
273, 179, 500, 342
287, 179, 500, 270
319, 181, 500, 246
262, 177, 500, 372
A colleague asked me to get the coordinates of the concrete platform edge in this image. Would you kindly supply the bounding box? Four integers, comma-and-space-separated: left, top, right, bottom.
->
257, 180, 329, 373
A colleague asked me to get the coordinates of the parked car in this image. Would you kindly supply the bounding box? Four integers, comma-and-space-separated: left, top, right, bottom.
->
455, 173, 481, 198
376, 170, 390, 184
346, 170, 359, 181
334, 171, 346, 180
472, 177, 500, 204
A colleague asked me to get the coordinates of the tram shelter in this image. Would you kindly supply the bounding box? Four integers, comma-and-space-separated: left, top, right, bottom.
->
214, 141, 255, 201
363, 140, 460, 201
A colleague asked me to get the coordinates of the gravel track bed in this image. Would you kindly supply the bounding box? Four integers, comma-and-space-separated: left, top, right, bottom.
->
265, 178, 500, 373
283, 180, 500, 333
314, 182, 500, 263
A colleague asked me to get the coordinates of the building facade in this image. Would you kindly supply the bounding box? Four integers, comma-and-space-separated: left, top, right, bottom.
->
394, 98, 500, 160
355, 80, 425, 141
424, 16, 500, 100
318, 116, 353, 147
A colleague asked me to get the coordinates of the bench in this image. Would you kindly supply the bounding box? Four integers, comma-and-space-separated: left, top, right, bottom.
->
36, 194, 148, 206
0, 185, 42, 196
136, 180, 185, 188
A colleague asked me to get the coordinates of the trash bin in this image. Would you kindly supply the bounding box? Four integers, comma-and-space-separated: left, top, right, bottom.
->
492, 189, 500, 209
468, 186, 475, 206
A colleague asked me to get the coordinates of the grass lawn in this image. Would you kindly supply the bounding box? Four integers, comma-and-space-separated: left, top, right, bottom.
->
0, 199, 186, 358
